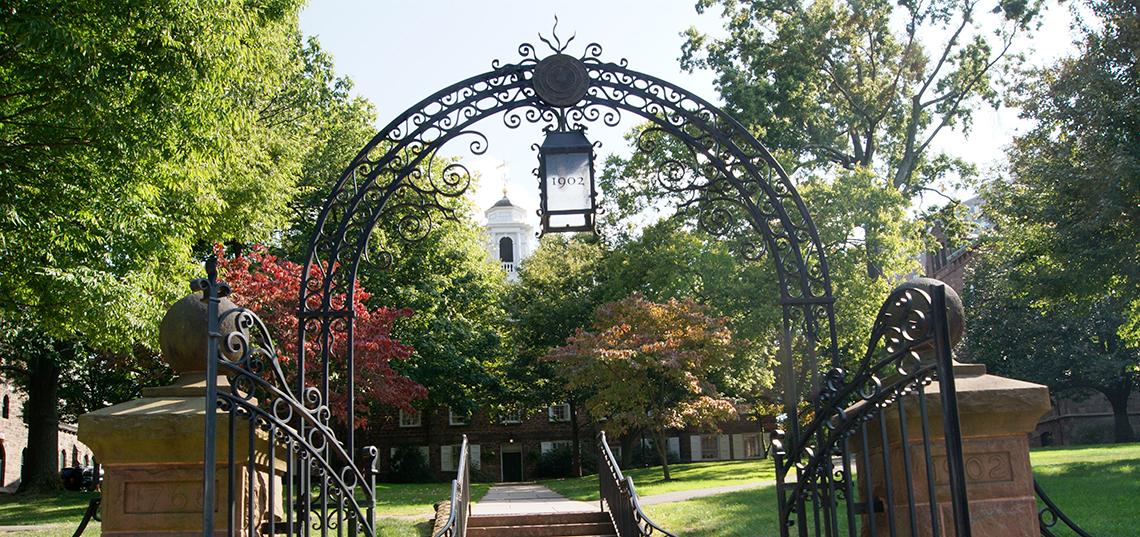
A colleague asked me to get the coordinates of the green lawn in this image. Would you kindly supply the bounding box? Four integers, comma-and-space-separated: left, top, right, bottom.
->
540, 458, 777, 502
644, 443, 1140, 537
375, 481, 491, 517
4, 444, 1135, 537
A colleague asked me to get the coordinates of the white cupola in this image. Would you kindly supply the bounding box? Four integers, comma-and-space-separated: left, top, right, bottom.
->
484, 189, 534, 281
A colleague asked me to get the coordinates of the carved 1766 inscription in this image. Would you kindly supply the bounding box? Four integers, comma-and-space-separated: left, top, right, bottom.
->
125, 481, 218, 514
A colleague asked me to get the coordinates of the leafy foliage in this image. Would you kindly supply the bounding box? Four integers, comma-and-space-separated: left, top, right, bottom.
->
216, 245, 425, 426
548, 295, 738, 478
965, 0, 1139, 442
681, 0, 1037, 194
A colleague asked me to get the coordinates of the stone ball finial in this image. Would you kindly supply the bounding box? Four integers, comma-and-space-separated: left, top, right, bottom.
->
895, 277, 965, 349
159, 293, 239, 375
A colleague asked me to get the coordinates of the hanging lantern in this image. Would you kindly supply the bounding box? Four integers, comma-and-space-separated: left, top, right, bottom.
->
537, 129, 597, 234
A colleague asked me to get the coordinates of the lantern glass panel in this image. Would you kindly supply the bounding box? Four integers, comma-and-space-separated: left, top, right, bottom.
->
544, 152, 591, 212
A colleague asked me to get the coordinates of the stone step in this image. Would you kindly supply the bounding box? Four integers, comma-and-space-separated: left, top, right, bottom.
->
470, 512, 609, 527
467, 519, 615, 537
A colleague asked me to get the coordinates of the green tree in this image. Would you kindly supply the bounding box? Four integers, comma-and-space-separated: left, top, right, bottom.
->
503, 234, 607, 474
0, 0, 354, 491
988, 0, 1139, 345
548, 295, 738, 480
964, 0, 1140, 443
681, 0, 1038, 196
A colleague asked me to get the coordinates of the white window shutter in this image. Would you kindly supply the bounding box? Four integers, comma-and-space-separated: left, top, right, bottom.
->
541, 441, 552, 454
441, 445, 453, 472
667, 437, 680, 459
419, 446, 430, 462
718, 435, 730, 460
690, 436, 702, 461
732, 434, 745, 460
470, 444, 481, 470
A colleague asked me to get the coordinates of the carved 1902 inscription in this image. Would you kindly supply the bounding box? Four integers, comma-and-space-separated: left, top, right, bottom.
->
124, 480, 218, 514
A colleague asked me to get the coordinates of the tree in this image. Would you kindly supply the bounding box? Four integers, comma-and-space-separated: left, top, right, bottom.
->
964, 252, 1137, 442
988, 0, 1139, 346
0, 0, 362, 491
217, 245, 425, 425
503, 234, 607, 475
964, 0, 1140, 443
547, 295, 738, 480
681, 0, 1040, 282
682, 0, 1038, 196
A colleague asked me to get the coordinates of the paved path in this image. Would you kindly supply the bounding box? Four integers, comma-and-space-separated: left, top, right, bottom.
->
637, 480, 775, 505
0, 524, 67, 533
471, 483, 598, 515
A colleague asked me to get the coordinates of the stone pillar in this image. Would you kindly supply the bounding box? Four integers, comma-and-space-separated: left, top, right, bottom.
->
79, 294, 282, 536
852, 280, 1051, 537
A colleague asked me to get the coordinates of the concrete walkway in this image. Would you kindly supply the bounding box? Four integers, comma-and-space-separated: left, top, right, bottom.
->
471, 483, 598, 515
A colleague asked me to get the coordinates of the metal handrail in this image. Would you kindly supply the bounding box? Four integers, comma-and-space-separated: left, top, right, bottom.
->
432, 435, 471, 537
597, 431, 676, 537
1035, 478, 1094, 537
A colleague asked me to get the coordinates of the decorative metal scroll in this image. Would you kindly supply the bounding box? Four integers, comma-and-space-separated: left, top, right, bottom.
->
296, 35, 840, 468
200, 258, 378, 537
1035, 478, 1094, 537
598, 432, 676, 537
772, 283, 972, 537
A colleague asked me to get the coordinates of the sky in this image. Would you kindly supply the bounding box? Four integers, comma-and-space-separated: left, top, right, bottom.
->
298, 0, 1082, 226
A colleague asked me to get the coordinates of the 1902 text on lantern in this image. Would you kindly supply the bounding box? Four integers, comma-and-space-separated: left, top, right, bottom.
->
538, 129, 596, 234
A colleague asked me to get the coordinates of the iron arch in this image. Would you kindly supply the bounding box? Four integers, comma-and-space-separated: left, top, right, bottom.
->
297, 41, 839, 454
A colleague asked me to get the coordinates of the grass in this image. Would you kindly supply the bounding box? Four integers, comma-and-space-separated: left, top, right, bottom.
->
375, 481, 491, 517
540, 458, 777, 502
643, 443, 1140, 537
4, 444, 1135, 537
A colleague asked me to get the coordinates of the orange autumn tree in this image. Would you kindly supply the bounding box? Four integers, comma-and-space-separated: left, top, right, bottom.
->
215, 245, 426, 427
547, 294, 737, 480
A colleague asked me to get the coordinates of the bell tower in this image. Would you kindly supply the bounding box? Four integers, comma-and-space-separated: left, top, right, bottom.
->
484, 188, 534, 282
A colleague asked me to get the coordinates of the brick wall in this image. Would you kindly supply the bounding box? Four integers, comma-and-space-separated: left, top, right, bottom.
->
363, 404, 774, 483
0, 379, 95, 493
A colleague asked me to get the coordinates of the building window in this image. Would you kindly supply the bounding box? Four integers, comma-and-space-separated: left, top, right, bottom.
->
398, 409, 421, 428
499, 236, 514, 263
501, 410, 522, 424
60, 450, 66, 470
2, 394, 8, 419
84, 454, 90, 467
72, 446, 78, 467
548, 403, 571, 422
541, 440, 573, 454
448, 408, 471, 426
441, 444, 481, 471
743, 434, 762, 458
700, 435, 719, 460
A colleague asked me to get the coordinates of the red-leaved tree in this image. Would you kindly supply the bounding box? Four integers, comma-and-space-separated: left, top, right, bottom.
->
215, 245, 426, 427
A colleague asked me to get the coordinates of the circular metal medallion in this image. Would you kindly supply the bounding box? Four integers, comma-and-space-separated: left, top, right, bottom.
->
533, 54, 589, 108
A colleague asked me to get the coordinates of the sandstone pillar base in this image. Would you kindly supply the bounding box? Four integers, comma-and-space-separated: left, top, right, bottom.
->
852, 363, 1051, 537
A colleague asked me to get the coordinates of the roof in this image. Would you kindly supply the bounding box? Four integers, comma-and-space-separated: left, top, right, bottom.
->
491, 196, 515, 208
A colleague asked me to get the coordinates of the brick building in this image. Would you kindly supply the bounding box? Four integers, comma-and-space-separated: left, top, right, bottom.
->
364, 404, 773, 483
0, 376, 95, 493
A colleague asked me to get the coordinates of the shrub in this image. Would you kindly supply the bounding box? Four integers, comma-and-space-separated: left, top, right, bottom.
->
535, 445, 575, 478
389, 445, 434, 483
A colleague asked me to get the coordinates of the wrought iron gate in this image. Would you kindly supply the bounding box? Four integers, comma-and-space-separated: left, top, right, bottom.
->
773, 283, 972, 537
194, 31, 993, 537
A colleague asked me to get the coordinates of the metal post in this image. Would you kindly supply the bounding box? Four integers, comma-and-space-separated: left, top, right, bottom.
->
931, 284, 972, 537
201, 257, 220, 536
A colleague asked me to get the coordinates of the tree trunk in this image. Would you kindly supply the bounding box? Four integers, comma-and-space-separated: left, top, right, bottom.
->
1106, 390, 1134, 443
619, 434, 634, 468
653, 430, 671, 481
18, 345, 65, 493
569, 401, 582, 477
